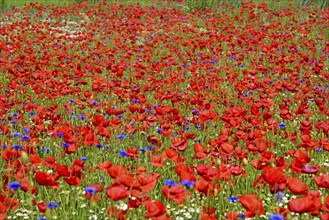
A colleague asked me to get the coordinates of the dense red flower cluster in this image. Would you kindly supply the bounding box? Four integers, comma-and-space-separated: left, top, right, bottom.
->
0, 1, 328, 219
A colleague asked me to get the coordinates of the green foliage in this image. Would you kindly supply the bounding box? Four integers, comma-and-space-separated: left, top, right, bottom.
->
1, 0, 329, 12
1, 0, 6, 11
299, 0, 329, 8
184, 0, 242, 11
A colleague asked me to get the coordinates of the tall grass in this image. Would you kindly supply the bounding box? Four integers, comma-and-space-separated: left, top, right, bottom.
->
183, 0, 329, 11
1, 0, 329, 11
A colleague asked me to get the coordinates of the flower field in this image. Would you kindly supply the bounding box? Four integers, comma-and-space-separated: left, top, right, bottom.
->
0, 1, 328, 219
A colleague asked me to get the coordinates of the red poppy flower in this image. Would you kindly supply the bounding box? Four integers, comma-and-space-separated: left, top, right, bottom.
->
126, 147, 140, 159
229, 165, 245, 176
161, 149, 179, 162
56, 164, 70, 177
238, 194, 264, 217
63, 176, 80, 186
151, 156, 164, 167
128, 190, 150, 209
225, 211, 239, 220
114, 174, 136, 188
37, 201, 47, 213
321, 213, 329, 220
162, 184, 190, 204
262, 167, 287, 191
83, 131, 99, 146
35, 171, 60, 189
108, 165, 127, 178
221, 143, 234, 155
96, 161, 113, 172
106, 183, 129, 201
144, 200, 167, 219
195, 178, 219, 196
288, 192, 322, 216
170, 137, 188, 152
315, 174, 329, 189
108, 206, 126, 220
287, 177, 308, 194
138, 174, 161, 192
30, 154, 43, 167
147, 135, 162, 146
302, 164, 319, 174
193, 143, 208, 160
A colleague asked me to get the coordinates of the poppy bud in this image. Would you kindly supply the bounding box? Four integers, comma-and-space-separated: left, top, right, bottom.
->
216, 159, 221, 165
242, 158, 248, 166
21, 151, 29, 162
214, 188, 219, 196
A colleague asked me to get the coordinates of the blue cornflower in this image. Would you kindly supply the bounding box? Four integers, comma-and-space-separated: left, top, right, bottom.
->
228, 196, 239, 203
183, 126, 190, 131
22, 135, 30, 141
12, 145, 23, 150
80, 114, 86, 120
91, 100, 98, 105
164, 179, 177, 187
140, 148, 146, 153
145, 109, 152, 114
278, 122, 286, 129
238, 213, 246, 219
269, 214, 284, 220
156, 128, 163, 133
192, 109, 200, 115
181, 180, 195, 188
119, 150, 128, 157
147, 145, 154, 151
23, 128, 30, 133
117, 133, 126, 140
275, 191, 285, 203
38, 217, 48, 220
81, 156, 88, 161
46, 202, 59, 209
29, 111, 35, 116
85, 186, 98, 195
56, 132, 63, 138
44, 148, 50, 153
8, 181, 21, 191
62, 142, 70, 148
316, 148, 323, 152
96, 144, 103, 149
117, 115, 123, 119
11, 132, 22, 137
69, 99, 74, 103
195, 125, 202, 130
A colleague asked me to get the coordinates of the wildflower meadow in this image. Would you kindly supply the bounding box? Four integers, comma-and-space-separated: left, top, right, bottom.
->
0, 0, 328, 219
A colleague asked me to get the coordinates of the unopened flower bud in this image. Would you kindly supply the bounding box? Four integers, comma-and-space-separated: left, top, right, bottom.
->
242, 158, 248, 166
21, 151, 29, 162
